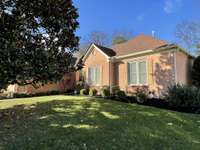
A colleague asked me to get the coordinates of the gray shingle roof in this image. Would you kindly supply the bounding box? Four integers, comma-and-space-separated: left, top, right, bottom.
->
94, 44, 116, 57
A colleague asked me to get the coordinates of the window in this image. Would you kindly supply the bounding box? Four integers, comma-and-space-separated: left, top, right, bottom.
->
79, 70, 84, 81
128, 60, 147, 85
88, 66, 100, 85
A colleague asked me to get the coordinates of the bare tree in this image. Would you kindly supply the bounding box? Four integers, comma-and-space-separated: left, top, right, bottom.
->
175, 21, 200, 54
85, 31, 109, 46
74, 47, 86, 59
74, 44, 89, 61
112, 31, 134, 45
83, 30, 134, 47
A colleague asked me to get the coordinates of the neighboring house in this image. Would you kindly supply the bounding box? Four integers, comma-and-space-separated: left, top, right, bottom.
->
6, 57, 79, 95
78, 34, 194, 97
7, 72, 76, 94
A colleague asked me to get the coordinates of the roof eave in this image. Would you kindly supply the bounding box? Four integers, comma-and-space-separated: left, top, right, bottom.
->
114, 49, 154, 59
114, 44, 195, 60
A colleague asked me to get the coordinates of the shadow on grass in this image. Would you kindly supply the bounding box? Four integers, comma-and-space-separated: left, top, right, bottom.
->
0, 97, 200, 150
110, 96, 200, 114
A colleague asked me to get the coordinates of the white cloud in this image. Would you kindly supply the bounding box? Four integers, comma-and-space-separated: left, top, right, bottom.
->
164, 0, 182, 14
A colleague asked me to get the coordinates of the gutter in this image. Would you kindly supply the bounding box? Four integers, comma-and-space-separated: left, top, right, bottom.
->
114, 49, 153, 59
174, 51, 177, 83
113, 44, 195, 60
108, 58, 112, 94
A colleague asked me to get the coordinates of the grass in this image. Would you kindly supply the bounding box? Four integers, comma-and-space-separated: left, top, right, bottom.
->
0, 95, 200, 150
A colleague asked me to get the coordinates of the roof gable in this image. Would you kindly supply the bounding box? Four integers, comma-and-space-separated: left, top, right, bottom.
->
82, 44, 116, 62
94, 44, 116, 57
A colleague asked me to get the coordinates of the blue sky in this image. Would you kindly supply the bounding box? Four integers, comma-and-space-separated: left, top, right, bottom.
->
74, 0, 200, 45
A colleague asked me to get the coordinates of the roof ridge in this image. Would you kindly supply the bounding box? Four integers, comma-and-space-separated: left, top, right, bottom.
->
111, 34, 169, 56
111, 34, 168, 48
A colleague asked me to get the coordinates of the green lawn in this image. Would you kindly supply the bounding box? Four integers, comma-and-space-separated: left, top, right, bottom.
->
0, 96, 200, 150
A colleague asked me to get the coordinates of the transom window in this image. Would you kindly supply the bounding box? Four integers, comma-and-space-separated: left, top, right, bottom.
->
88, 66, 100, 85
128, 60, 147, 85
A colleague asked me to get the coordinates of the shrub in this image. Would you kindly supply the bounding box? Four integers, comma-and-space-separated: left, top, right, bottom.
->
46, 90, 61, 95
111, 86, 120, 95
135, 88, 148, 104
12, 90, 62, 98
89, 88, 97, 97
75, 81, 85, 94
65, 89, 75, 95
165, 84, 200, 108
192, 56, 200, 87
101, 86, 110, 98
0, 92, 7, 100
1, 90, 68, 99
115, 90, 126, 98
80, 89, 88, 96
13, 93, 30, 98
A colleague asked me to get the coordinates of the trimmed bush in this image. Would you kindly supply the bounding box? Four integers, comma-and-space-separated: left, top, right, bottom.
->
192, 56, 200, 87
75, 81, 85, 94
80, 89, 88, 96
135, 88, 148, 104
165, 84, 200, 108
101, 86, 110, 98
111, 86, 120, 95
13, 93, 30, 98
46, 90, 61, 95
89, 88, 97, 97
115, 90, 126, 98
9, 90, 63, 99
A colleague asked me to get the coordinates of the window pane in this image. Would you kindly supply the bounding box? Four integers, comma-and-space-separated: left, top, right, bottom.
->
128, 62, 137, 84
88, 67, 100, 85
139, 61, 147, 84
95, 67, 100, 84
139, 74, 146, 84
88, 68, 92, 84
89, 68, 94, 84
92, 68, 95, 84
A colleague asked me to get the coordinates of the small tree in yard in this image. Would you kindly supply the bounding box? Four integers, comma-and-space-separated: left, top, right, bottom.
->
0, 0, 79, 89
192, 56, 200, 87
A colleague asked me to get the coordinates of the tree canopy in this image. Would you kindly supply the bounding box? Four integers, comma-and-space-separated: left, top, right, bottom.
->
0, 0, 79, 89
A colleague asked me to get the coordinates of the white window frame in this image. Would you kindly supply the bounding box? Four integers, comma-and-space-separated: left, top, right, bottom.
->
88, 66, 101, 86
127, 60, 148, 86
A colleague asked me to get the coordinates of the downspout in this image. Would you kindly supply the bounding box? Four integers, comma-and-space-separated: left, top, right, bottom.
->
108, 57, 112, 94
174, 51, 177, 83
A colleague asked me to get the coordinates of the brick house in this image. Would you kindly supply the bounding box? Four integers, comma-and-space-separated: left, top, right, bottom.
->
7, 72, 76, 95
78, 34, 194, 97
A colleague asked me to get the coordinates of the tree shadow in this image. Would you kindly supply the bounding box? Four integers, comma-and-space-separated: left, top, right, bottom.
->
0, 97, 200, 150
154, 52, 175, 96
113, 52, 176, 97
